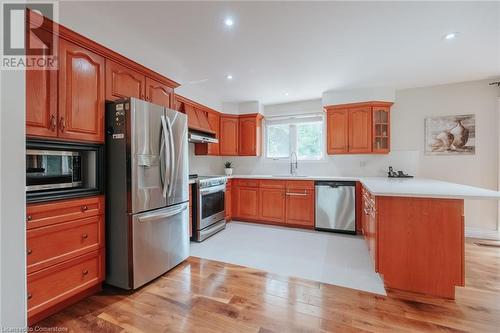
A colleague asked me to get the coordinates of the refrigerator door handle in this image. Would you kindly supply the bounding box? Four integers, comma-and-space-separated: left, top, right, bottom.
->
160, 115, 169, 198
165, 115, 175, 198
138, 204, 188, 223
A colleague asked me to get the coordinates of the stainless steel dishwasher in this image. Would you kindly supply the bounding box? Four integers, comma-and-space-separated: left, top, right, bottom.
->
315, 181, 356, 234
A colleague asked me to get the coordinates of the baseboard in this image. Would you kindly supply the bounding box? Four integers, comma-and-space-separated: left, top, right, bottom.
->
465, 228, 500, 240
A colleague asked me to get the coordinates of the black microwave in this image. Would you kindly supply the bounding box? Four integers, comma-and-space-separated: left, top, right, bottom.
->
26, 140, 103, 203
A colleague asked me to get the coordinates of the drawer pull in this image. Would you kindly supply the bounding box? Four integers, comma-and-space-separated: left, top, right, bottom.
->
27, 215, 32, 221
81, 233, 88, 240
286, 191, 308, 196
27, 293, 32, 300
82, 269, 89, 276
27, 249, 32, 255
81, 205, 88, 212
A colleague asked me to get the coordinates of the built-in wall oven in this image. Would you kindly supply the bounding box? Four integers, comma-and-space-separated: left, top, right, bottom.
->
192, 176, 227, 242
26, 140, 103, 203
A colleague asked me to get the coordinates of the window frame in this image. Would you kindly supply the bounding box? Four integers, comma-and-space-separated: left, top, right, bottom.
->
264, 114, 325, 161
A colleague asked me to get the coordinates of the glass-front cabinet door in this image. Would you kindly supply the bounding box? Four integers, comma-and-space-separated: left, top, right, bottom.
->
372, 106, 390, 153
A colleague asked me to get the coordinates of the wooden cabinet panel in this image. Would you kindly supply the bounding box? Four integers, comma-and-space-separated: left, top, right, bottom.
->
27, 215, 104, 274
27, 250, 104, 319
145, 77, 173, 108
348, 107, 372, 153
26, 28, 58, 138
105, 60, 145, 101
236, 179, 260, 187
260, 180, 286, 189
286, 180, 314, 190
239, 115, 262, 156
58, 39, 105, 143
189, 186, 192, 238
260, 188, 286, 223
327, 109, 348, 154
372, 106, 390, 153
26, 196, 105, 230
235, 186, 260, 219
285, 188, 315, 227
219, 116, 239, 156
225, 181, 232, 221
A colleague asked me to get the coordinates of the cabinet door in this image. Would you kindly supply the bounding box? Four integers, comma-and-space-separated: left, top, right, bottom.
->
207, 112, 220, 155
225, 185, 232, 221
260, 188, 286, 223
285, 189, 315, 227
368, 207, 378, 271
58, 39, 105, 143
372, 106, 390, 153
26, 28, 58, 138
326, 109, 348, 154
239, 116, 261, 156
348, 107, 372, 153
219, 116, 239, 156
105, 60, 145, 101
235, 187, 259, 219
145, 77, 173, 108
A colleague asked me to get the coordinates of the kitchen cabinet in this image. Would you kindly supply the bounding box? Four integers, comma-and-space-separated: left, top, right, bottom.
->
58, 38, 105, 143
219, 115, 239, 156
105, 59, 145, 101
145, 77, 173, 108
26, 195, 105, 325
189, 185, 193, 238
326, 109, 348, 154
260, 188, 286, 223
225, 180, 232, 221
361, 186, 378, 271
348, 107, 372, 153
325, 102, 393, 155
285, 183, 315, 227
234, 183, 260, 220
26, 28, 58, 138
238, 114, 263, 156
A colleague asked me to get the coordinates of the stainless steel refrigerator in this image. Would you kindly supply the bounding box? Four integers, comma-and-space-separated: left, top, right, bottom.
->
105, 98, 189, 289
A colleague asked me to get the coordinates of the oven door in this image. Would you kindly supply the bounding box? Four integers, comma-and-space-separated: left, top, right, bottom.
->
197, 184, 226, 230
26, 150, 82, 191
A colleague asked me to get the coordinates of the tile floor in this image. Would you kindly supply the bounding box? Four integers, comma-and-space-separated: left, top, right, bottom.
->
190, 221, 386, 295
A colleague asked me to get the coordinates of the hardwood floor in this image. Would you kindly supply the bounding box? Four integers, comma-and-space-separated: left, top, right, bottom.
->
36, 239, 500, 332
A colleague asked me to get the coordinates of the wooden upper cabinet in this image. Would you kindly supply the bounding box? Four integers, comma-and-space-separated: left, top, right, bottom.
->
145, 77, 173, 108
58, 38, 105, 143
326, 109, 348, 154
219, 115, 239, 156
105, 60, 145, 101
372, 106, 390, 153
348, 107, 372, 153
238, 114, 263, 156
26, 28, 58, 138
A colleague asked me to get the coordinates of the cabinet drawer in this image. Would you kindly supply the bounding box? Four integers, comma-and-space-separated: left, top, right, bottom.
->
235, 179, 260, 187
27, 215, 104, 274
27, 196, 104, 229
27, 250, 104, 318
286, 180, 315, 190
260, 180, 286, 189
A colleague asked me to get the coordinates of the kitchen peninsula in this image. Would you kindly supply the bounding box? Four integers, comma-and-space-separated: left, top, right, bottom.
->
226, 175, 500, 298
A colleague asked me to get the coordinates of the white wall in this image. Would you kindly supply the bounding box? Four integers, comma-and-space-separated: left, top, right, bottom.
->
189, 79, 500, 237
0, 70, 27, 328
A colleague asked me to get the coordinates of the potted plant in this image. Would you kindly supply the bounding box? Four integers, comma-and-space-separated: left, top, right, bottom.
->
224, 161, 233, 176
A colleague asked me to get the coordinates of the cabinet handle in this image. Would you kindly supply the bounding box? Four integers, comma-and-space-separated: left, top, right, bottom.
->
82, 269, 89, 276
27, 215, 32, 221
27, 249, 32, 255
81, 233, 88, 240
27, 293, 32, 300
59, 117, 65, 132
81, 205, 88, 212
286, 191, 308, 196
50, 114, 57, 131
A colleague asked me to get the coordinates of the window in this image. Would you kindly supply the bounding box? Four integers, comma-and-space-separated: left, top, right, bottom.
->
265, 115, 324, 160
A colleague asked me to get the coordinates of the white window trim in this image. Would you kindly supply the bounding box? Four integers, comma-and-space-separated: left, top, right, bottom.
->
264, 113, 326, 161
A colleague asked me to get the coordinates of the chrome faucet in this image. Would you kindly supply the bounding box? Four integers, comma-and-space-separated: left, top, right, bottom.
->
290, 152, 298, 175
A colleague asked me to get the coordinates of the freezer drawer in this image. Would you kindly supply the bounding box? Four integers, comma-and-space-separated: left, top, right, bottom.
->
315, 181, 356, 234
132, 203, 189, 288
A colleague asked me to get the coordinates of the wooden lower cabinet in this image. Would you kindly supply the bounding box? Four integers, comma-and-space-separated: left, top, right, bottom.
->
26, 195, 105, 325
225, 181, 232, 221
232, 179, 314, 228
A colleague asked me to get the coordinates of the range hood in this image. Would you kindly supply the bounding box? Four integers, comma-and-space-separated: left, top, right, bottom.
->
188, 131, 218, 144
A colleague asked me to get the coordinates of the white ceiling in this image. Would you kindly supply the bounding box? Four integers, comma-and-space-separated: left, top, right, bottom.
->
59, 1, 500, 109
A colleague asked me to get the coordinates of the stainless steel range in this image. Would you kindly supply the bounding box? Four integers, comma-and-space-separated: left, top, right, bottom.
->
192, 175, 227, 242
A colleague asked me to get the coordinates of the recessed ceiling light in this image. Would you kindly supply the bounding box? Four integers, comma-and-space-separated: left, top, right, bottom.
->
284, 92, 289, 96
225, 74, 233, 80
224, 18, 234, 27
443, 32, 458, 40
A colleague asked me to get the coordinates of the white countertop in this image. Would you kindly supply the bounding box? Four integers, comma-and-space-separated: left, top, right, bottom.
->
228, 175, 500, 200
